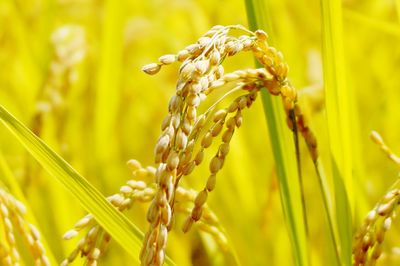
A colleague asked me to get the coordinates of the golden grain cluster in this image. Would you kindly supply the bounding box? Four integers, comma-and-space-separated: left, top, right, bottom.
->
0, 188, 49, 266
56, 24, 323, 266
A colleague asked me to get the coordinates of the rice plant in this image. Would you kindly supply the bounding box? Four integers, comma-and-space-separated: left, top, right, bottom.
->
1, 0, 400, 265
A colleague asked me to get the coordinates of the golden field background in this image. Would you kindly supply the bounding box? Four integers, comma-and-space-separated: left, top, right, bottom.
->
1, 0, 400, 265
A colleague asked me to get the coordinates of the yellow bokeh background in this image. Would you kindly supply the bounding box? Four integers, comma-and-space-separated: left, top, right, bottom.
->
1, 0, 400, 265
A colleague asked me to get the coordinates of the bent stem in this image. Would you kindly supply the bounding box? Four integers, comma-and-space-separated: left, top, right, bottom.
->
290, 108, 309, 236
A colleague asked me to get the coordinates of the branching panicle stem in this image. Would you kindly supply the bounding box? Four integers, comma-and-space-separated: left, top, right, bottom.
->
64, 25, 321, 266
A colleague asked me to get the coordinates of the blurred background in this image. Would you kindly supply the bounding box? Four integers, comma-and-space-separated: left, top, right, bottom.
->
1, 0, 400, 265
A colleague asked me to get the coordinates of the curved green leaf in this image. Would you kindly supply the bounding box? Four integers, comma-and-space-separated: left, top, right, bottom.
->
0, 104, 175, 266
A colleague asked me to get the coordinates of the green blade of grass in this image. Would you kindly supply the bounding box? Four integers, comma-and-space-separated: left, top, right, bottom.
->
0, 104, 175, 266
320, 0, 353, 264
245, 1, 309, 265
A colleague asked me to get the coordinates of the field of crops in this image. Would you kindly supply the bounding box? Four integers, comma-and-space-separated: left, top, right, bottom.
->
1, 0, 400, 265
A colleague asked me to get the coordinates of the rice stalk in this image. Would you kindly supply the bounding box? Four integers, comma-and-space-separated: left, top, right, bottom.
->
140, 24, 276, 266
1, 17, 350, 265
132, 23, 320, 265
1, 1, 399, 266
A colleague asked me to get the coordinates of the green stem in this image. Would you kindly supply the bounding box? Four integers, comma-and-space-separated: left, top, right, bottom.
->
314, 160, 341, 264
290, 109, 309, 237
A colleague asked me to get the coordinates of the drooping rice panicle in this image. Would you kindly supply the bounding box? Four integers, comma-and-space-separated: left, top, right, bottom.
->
32, 25, 86, 138
353, 186, 400, 265
62, 161, 227, 265
0, 188, 50, 266
353, 132, 400, 265
63, 24, 321, 266
139, 24, 321, 266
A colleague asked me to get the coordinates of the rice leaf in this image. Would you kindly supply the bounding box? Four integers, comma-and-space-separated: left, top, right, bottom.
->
0, 104, 175, 266
320, 0, 353, 264
245, 1, 310, 265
